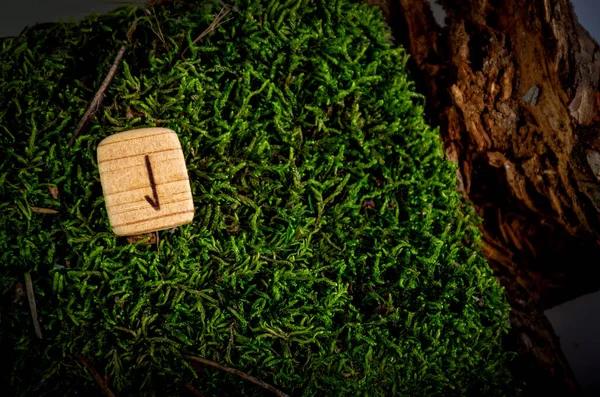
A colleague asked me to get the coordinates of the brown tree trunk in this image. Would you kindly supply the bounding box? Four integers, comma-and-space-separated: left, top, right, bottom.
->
372, 0, 600, 395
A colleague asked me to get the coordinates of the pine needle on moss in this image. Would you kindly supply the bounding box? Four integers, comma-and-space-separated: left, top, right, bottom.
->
24, 272, 43, 339
185, 355, 289, 397
76, 354, 118, 397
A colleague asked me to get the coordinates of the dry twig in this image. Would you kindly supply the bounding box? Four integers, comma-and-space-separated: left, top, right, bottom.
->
184, 355, 289, 397
148, 7, 166, 43
68, 45, 127, 147
191, 6, 231, 46
184, 382, 206, 397
31, 207, 59, 214
76, 354, 117, 397
182, 6, 232, 57
24, 272, 43, 339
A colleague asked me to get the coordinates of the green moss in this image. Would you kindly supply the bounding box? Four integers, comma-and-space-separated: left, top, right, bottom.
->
0, 0, 515, 395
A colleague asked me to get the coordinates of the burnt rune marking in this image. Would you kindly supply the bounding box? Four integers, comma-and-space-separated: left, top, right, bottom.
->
144, 155, 160, 210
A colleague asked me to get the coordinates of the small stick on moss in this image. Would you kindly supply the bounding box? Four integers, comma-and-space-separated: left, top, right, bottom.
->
191, 6, 231, 46
31, 207, 59, 214
76, 354, 117, 397
148, 7, 166, 43
184, 382, 205, 397
184, 355, 289, 397
24, 272, 43, 339
181, 6, 232, 58
156, 231, 160, 255
68, 45, 127, 147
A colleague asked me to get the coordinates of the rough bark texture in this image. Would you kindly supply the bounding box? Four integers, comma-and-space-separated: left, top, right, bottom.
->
376, 0, 600, 395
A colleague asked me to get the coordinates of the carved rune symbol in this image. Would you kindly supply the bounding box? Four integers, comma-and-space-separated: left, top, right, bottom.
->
144, 155, 160, 210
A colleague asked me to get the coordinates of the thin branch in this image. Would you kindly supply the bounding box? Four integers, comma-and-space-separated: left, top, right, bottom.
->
24, 272, 43, 339
184, 382, 206, 397
184, 355, 289, 397
76, 354, 117, 397
68, 45, 127, 147
31, 207, 59, 214
191, 6, 231, 46
182, 6, 232, 58
151, 7, 166, 43
156, 231, 160, 255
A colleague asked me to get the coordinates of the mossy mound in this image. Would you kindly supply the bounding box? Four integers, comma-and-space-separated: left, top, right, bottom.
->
0, 0, 514, 395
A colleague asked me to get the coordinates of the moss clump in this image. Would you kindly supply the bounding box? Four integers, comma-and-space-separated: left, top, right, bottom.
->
0, 0, 514, 395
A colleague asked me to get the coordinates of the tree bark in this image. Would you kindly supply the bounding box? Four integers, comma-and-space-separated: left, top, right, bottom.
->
375, 0, 600, 395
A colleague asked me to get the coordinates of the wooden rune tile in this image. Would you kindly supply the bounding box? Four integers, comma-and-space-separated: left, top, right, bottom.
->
97, 127, 194, 236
